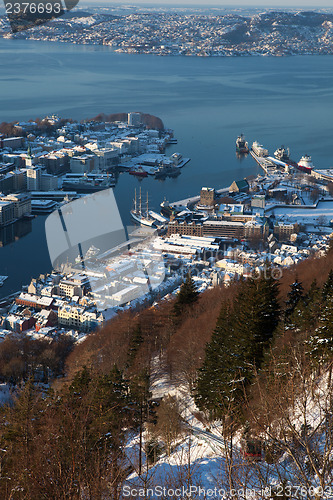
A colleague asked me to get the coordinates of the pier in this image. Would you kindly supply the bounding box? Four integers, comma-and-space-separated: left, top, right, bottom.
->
250, 150, 276, 175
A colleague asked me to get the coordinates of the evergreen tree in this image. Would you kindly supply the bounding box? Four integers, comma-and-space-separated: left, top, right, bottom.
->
308, 292, 333, 363
0, 378, 42, 495
173, 273, 199, 317
196, 274, 280, 417
233, 274, 280, 368
127, 323, 144, 368
289, 279, 321, 333
69, 364, 91, 395
322, 270, 333, 302
195, 302, 239, 416
285, 278, 304, 323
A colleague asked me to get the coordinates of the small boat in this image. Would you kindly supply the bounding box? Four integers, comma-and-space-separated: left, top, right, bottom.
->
155, 164, 181, 179
129, 166, 148, 178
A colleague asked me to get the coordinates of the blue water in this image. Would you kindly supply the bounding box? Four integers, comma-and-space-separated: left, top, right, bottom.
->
1, 38, 333, 297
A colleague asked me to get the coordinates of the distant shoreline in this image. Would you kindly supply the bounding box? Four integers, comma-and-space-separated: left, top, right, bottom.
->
1, 9, 333, 58
1, 35, 333, 58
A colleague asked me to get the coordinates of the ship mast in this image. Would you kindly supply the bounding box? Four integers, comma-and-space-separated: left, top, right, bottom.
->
139, 187, 142, 215
134, 188, 137, 213
146, 191, 149, 218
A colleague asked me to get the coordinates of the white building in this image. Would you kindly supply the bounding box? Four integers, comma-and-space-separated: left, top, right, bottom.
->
26, 166, 42, 191
128, 112, 142, 127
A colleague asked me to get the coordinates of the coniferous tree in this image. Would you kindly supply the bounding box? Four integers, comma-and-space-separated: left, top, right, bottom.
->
233, 274, 280, 369
127, 323, 144, 368
291, 279, 321, 333
195, 302, 239, 416
285, 278, 304, 324
173, 273, 199, 317
196, 274, 280, 418
322, 270, 333, 302
308, 292, 333, 363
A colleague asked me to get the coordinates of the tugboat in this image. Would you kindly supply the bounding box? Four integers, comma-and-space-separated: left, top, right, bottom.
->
155, 163, 181, 179
129, 165, 148, 178
236, 134, 249, 154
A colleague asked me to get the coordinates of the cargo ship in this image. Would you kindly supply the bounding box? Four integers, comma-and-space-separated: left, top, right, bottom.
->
236, 134, 249, 154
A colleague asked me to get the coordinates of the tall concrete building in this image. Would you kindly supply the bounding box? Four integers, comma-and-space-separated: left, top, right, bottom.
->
128, 112, 142, 127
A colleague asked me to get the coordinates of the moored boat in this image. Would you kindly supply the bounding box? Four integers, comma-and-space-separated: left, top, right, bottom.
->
129, 166, 148, 178
236, 134, 249, 154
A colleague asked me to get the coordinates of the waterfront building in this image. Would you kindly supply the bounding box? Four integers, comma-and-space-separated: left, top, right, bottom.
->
0, 200, 14, 226
70, 155, 96, 174
200, 187, 216, 206
229, 179, 250, 194
1, 193, 31, 219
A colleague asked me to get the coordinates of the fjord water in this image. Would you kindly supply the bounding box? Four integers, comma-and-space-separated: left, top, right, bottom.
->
1, 38, 333, 296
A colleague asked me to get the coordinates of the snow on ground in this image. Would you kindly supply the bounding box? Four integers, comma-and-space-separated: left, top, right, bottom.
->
122, 361, 333, 499
271, 200, 333, 224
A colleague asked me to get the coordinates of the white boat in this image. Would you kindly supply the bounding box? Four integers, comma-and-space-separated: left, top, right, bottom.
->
252, 141, 269, 157
298, 155, 314, 170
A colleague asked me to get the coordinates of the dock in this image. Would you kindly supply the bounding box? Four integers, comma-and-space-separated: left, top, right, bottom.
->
250, 150, 276, 174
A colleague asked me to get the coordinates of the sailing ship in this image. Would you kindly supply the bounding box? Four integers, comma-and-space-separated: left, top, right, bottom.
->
130, 188, 156, 228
